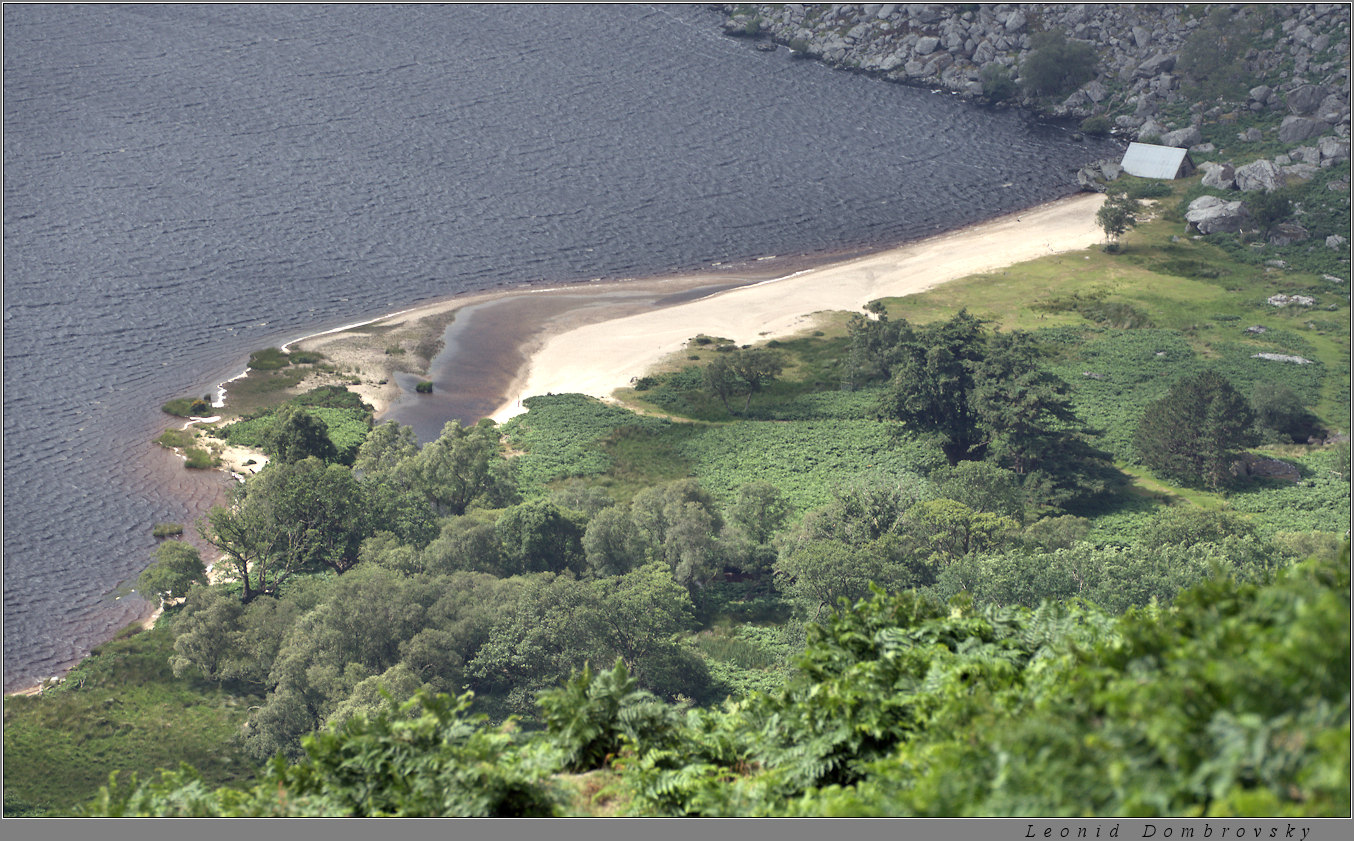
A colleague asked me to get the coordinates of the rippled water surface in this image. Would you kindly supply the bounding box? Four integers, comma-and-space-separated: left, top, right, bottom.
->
2, 4, 1116, 690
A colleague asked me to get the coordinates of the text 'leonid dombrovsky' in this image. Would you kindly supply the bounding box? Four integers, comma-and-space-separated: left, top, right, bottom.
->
1027, 826, 1313, 840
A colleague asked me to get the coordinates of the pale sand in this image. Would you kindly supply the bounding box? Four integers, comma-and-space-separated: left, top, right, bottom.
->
488, 192, 1107, 422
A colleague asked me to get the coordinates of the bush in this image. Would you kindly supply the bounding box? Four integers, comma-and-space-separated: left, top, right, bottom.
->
1020, 30, 1097, 98
152, 523, 184, 539
415, 381, 434, 394
980, 64, 1019, 102
246, 348, 290, 371
183, 447, 215, 470
1080, 115, 1111, 137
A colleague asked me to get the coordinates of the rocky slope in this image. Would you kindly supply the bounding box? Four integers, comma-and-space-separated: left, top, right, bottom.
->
720, 4, 1351, 140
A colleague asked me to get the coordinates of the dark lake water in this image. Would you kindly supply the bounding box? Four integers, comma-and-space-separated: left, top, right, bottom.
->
2, 4, 1116, 691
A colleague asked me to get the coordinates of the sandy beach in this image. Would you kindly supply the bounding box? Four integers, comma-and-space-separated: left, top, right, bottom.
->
488, 192, 1108, 421
288, 192, 1107, 430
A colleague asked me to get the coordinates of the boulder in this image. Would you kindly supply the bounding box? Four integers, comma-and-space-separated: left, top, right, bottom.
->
915, 36, 940, 55
1248, 84, 1274, 104
1268, 222, 1310, 246
1280, 162, 1321, 182
1200, 161, 1237, 190
1137, 53, 1177, 77
1234, 159, 1287, 192
1239, 127, 1264, 143
1251, 352, 1314, 365
1318, 135, 1351, 163
1098, 161, 1122, 181
1278, 115, 1332, 144
1291, 145, 1322, 165
1326, 235, 1348, 249
1185, 195, 1251, 234
1160, 125, 1202, 147
1287, 84, 1332, 115
1004, 10, 1026, 32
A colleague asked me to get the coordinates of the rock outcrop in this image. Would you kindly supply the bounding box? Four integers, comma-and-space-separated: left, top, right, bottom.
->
721, 4, 1351, 142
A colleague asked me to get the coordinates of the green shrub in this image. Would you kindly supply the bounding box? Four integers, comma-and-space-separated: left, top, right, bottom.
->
287, 350, 324, 365
1020, 30, 1097, 98
152, 523, 184, 539
1080, 115, 1111, 136
980, 64, 1019, 102
415, 381, 434, 394
246, 348, 290, 371
183, 447, 215, 470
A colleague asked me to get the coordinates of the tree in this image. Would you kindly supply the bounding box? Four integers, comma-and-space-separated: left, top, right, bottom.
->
264, 405, 338, 464
353, 420, 418, 477
1245, 188, 1293, 239
1020, 30, 1097, 98
136, 541, 206, 606
494, 499, 586, 576
876, 310, 988, 464
774, 540, 901, 620
1095, 193, 1142, 246
729, 348, 784, 413
726, 481, 791, 546
703, 348, 785, 415
1134, 369, 1259, 489
408, 419, 517, 516
1251, 386, 1321, 443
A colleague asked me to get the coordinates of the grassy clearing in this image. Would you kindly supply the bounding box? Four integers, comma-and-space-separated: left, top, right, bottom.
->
2, 615, 260, 816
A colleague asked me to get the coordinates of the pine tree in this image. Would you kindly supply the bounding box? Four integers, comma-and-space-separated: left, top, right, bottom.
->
1133, 369, 1258, 489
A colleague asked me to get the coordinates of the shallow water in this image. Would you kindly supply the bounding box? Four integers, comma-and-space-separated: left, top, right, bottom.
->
1, 4, 1116, 691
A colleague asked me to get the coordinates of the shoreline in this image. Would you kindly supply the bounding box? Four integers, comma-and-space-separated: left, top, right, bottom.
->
3, 190, 1106, 699
289, 191, 1108, 432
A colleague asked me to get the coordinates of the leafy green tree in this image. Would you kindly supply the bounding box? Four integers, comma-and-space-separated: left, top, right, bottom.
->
1020, 30, 1097, 98
408, 419, 517, 516
1251, 385, 1321, 444
898, 498, 1020, 568
876, 310, 988, 464
1095, 192, 1142, 245
703, 348, 785, 415
494, 499, 586, 576
264, 405, 338, 464
419, 516, 506, 576
1134, 369, 1259, 489
932, 461, 1026, 523
629, 480, 724, 587
257, 457, 373, 575
352, 420, 418, 478
583, 505, 645, 578
773, 540, 901, 620
726, 481, 791, 545
729, 348, 784, 413
199, 485, 294, 604
137, 541, 206, 606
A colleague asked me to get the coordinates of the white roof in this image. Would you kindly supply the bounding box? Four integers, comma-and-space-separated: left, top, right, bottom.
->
1120, 142, 1192, 179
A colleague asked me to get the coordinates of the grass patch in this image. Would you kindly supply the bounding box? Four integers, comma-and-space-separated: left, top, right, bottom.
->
2, 614, 260, 816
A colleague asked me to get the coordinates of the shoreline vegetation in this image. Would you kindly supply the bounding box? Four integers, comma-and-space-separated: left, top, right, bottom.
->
8, 192, 1107, 699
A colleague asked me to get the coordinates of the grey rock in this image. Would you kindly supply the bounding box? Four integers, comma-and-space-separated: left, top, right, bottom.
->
1279, 115, 1333, 144
1245, 325, 1269, 334
1235, 159, 1287, 192
1326, 235, 1348, 249
1240, 127, 1264, 143
915, 36, 940, 55
972, 40, 995, 65
1160, 125, 1202, 147
1083, 79, 1107, 102
1185, 195, 1251, 234
1191, 142, 1216, 154
1287, 84, 1332, 115
1292, 145, 1323, 165
1099, 161, 1122, 181
1137, 52, 1177, 77
1252, 352, 1314, 365
1249, 84, 1274, 103
1317, 94, 1350, 123
1132, 25, 1151, 48
1280, 162, 1321, 181
1004, 10, 1026, 32
1267, 293, 1316, 307
1268, 222, 1310, 246
876, 4, 897, 20
1200, 162, 1237, 190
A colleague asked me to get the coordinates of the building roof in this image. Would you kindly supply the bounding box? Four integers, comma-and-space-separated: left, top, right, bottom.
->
1120, 142, 1193, 179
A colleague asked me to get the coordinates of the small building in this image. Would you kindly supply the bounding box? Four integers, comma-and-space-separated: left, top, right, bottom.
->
1119, 142, 1196, 179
